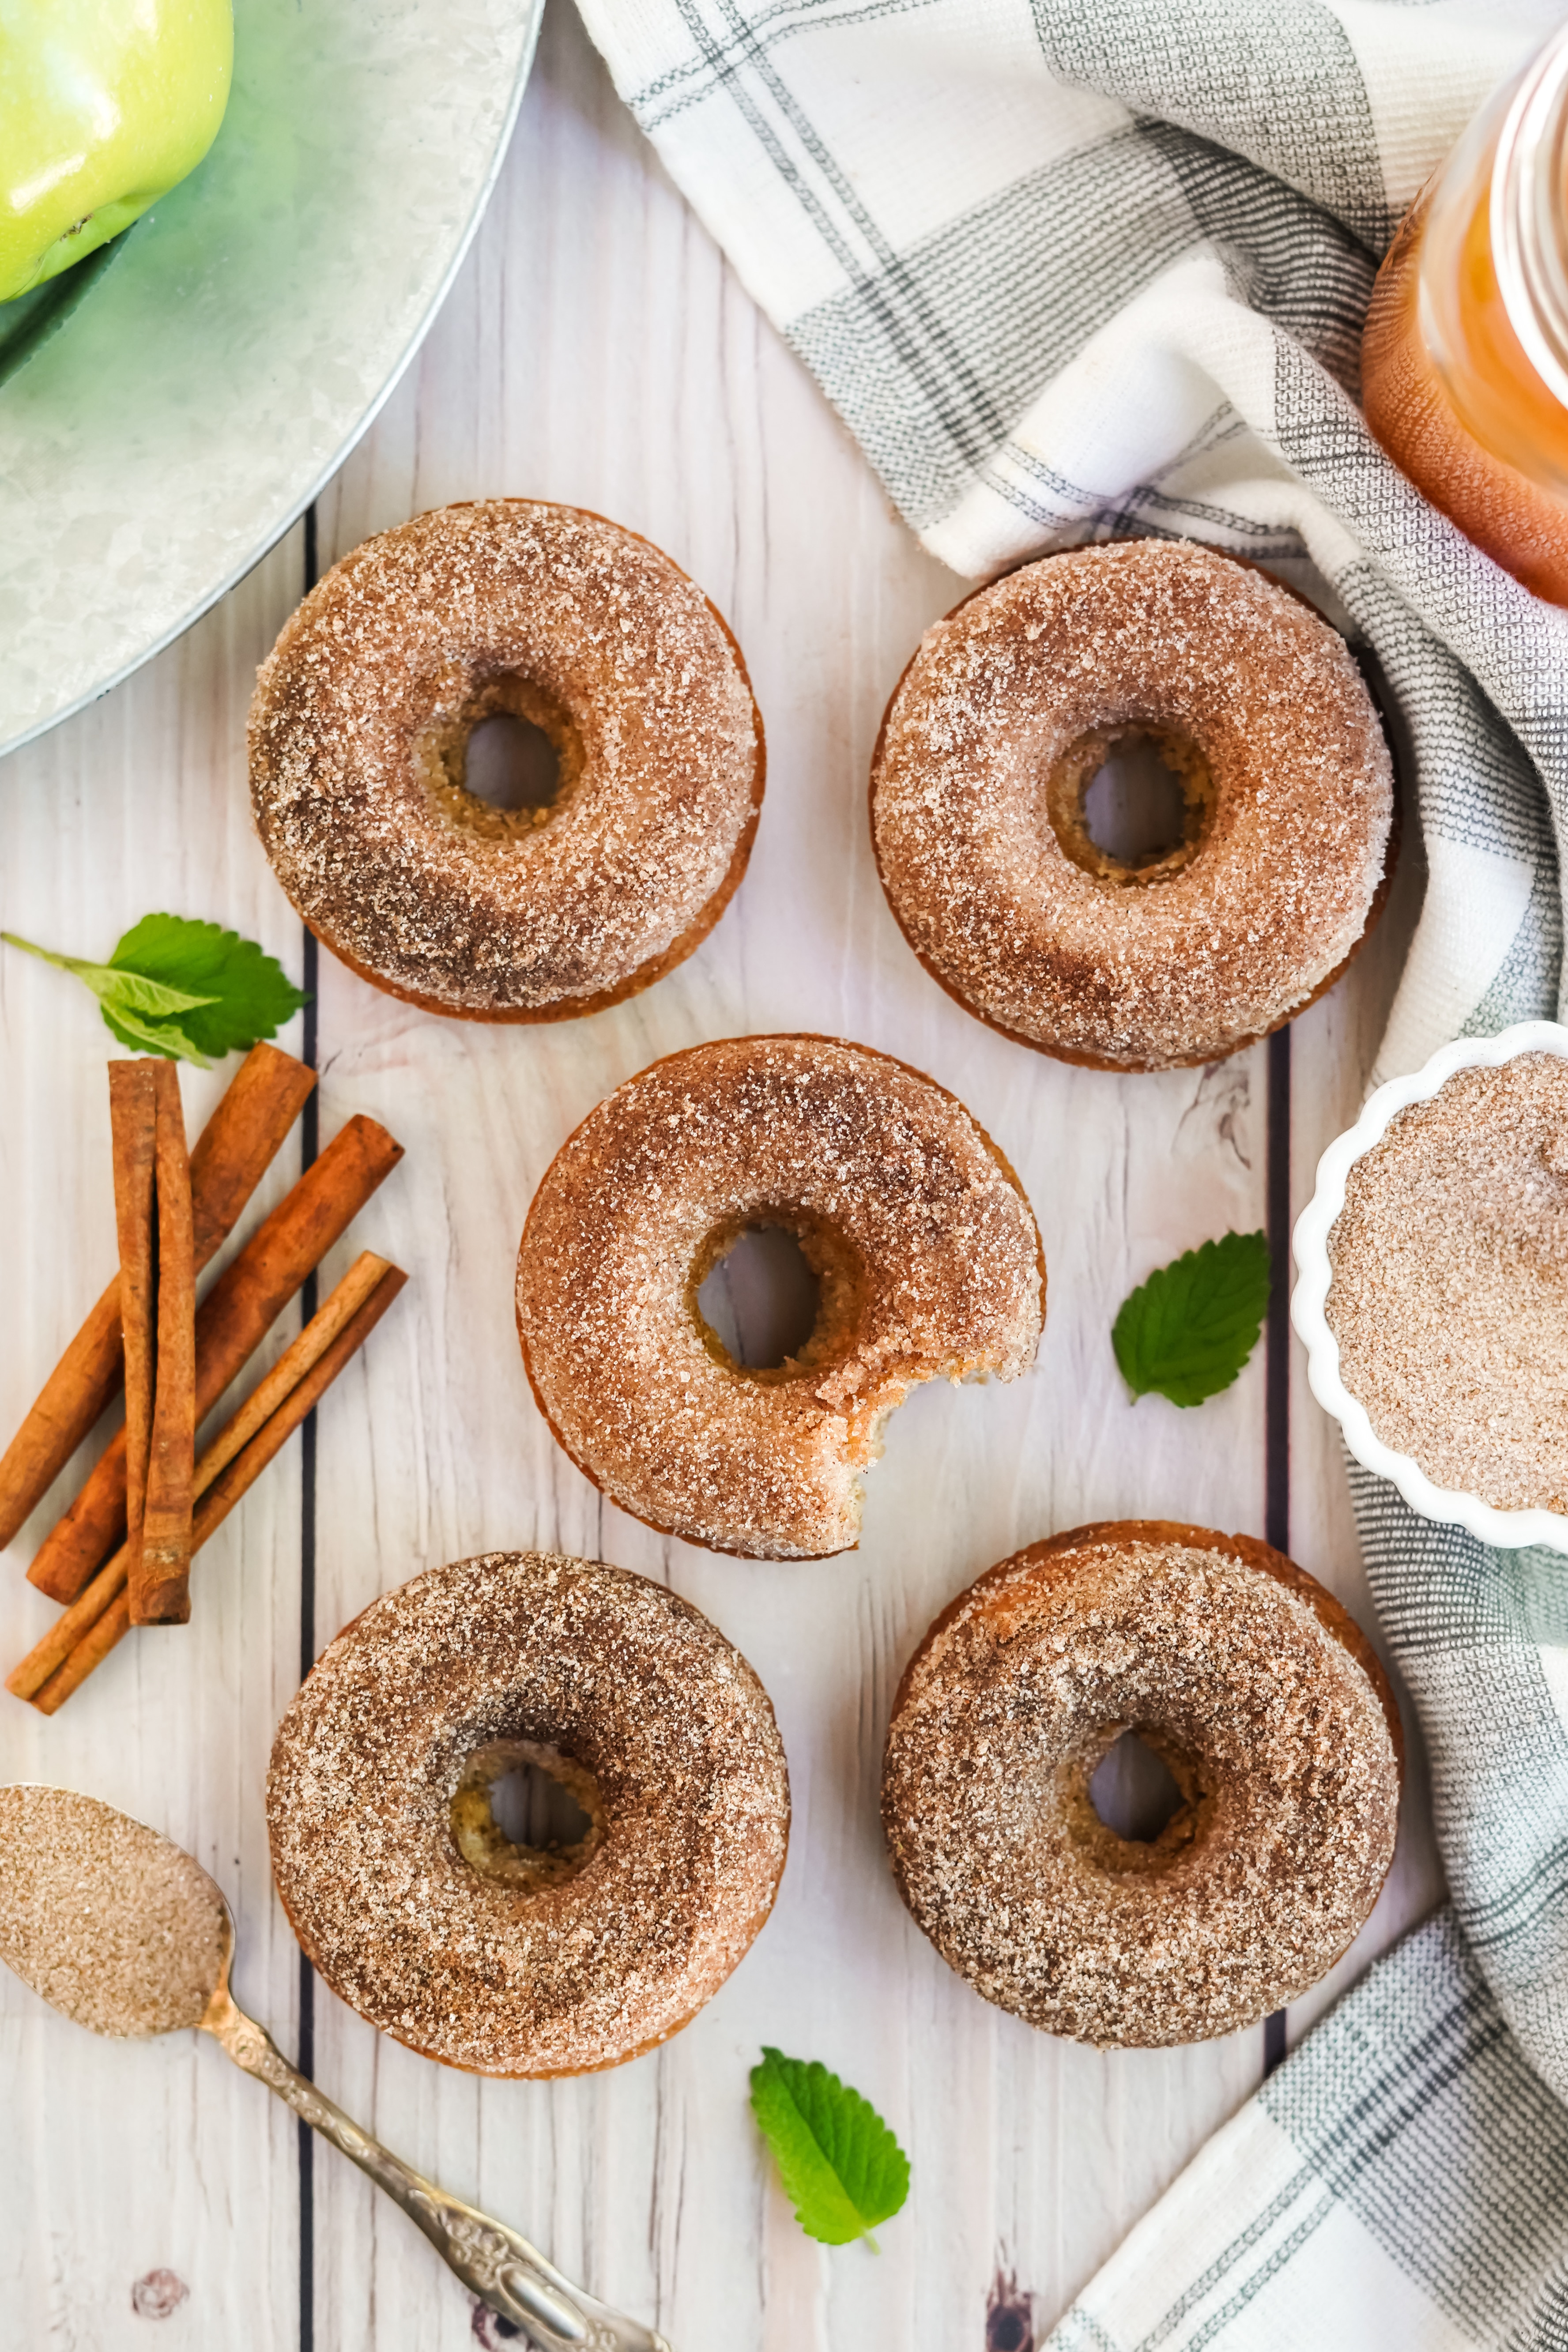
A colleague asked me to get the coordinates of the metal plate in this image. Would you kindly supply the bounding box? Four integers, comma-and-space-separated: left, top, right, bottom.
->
0, 0, 543, 759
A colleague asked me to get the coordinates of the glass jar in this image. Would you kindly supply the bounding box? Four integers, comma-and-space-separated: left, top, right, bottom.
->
1362, 23, 1568, 603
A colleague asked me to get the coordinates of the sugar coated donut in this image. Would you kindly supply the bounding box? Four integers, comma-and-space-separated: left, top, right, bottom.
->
266, 1551, 789, 2076
870, 539, 1394, 1071
248, 500, 764, 1020
882, 1522, 1402, 2045
516, 1035, 1044, 1560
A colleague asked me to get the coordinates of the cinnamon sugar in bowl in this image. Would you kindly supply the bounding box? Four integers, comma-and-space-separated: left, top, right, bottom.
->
1293, 1023, 1568, 1549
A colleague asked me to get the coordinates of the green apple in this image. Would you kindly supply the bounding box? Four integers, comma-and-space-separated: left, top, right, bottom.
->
0, 0, 234, 304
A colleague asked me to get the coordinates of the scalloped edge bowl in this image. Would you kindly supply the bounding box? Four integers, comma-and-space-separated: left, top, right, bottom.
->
1292, 1019, 1568, 1552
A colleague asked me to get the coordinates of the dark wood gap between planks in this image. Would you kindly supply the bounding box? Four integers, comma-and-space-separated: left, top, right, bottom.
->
1263, 1024, 1292, 2079
298, 501, 320, 2352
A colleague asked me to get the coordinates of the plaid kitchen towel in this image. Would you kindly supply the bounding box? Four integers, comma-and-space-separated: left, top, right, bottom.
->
1050, 1911, 1568, 2351
573, 0, 1568, 2342
576, 0, 1568, 1083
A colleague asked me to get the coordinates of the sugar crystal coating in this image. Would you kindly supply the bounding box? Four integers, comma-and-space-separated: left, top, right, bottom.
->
882, 1525, 1401, 2045
515, 1036, 1045, 1558
0, 1786, 227, 2038
1327, 1052, 1568, 1513
871, 539, 1393, 1069
249, 500, 763, 1015
266, 1552, 789, 2077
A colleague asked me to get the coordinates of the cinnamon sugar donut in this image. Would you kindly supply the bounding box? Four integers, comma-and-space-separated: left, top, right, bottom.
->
266, 1552, 789, 2077
515, 1035, 1044, 1560
871, 539, 1394, 1071
248, 500, 764, 1020
882, 1522, 1402, 2045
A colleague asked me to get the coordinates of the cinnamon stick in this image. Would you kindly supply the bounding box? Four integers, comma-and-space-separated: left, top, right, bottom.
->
181, 1248, 392, 1495
186, 1044, 317, 1269
31, 1587, 130, 1715
0, 1043, 314, 1549
8, 1544, 128, 1702
0, 1286, 120, 1548
107, 1063, 158, 1586
133, 1065, 196, 1626
19, 1261, 407, 1714
7, 1252, 395, 1702
27, 1114, 403, 1605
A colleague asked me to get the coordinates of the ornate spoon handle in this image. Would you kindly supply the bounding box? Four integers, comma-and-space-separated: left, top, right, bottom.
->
200, 1981, 673, 2352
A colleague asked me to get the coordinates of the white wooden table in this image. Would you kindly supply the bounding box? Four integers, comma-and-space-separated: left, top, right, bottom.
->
0, 8, 1444, 2344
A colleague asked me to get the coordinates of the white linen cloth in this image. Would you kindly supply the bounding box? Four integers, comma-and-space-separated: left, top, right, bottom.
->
575, 2, 1568, 2341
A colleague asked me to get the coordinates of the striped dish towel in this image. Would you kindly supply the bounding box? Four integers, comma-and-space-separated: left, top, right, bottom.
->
574, 1, 1568, 2341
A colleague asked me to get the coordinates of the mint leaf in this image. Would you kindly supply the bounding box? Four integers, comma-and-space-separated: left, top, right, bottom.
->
2, 931, 216, 1064
109, 916, 307, 1059
3, 917, 307, 1068
1112, 1229, 1271, 1408
750, 2047, 910, 2247
99, 1005, 213, 1066
1, 934, 215, 1017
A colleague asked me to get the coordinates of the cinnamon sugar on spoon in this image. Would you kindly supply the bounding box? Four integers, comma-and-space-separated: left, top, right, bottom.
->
0, 1786, 227, 2037
1327, 1052, 1568, 1511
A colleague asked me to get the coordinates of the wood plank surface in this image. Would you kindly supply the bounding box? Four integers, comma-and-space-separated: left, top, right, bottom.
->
0, 5, 1443, 2345
0, 533, 313, 2345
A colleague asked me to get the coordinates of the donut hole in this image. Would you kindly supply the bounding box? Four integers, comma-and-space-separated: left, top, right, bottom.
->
1063, 1724, 1209, 1876
450, 1738, 604, 1889
1083, 740, 1185, 864
491, 1756, 593, 1848
1048, 724, 1215, 886
697, 1224, 822, 1369
464, 712, 561, 813
690, 1213, 862, 1383
1089, 1730, 1184, 1843
419, 674, 584, 844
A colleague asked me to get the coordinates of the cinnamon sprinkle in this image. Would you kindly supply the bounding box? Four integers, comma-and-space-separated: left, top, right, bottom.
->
0, 1787, 226, 2039
871, 539, 1392, 1069
249, 501, 761, 1014
516, 1036, 1044, 1559
882, 1529, 1400, 2046
266, 1553, 790, 2077
1327, 1052, 1568, 1512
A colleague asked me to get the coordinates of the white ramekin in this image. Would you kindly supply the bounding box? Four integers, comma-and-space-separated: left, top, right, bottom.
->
1291, 1019, 1568, 1553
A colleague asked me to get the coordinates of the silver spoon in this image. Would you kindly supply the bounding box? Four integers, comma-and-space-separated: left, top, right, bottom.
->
0, 1784, 673, 2352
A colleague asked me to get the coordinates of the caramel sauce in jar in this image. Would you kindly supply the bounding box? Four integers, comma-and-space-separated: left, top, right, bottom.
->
1363, 28, 1568, 604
